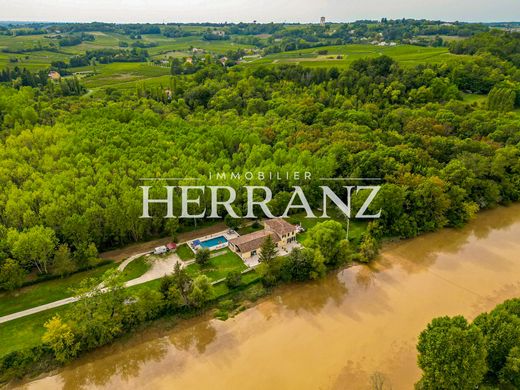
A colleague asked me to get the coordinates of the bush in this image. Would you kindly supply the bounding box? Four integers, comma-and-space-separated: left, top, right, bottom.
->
195, 248, 210, 266
225, 270, 242, 288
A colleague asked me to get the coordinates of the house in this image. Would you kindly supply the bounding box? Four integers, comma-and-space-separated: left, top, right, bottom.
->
48, 71, 61, 81
185, 57, 193, 64
229, 219, 298, 259
229, 230, 279, 259
263, 218, 298, 249
166, 242, 177, 251
212, 30, 226, 37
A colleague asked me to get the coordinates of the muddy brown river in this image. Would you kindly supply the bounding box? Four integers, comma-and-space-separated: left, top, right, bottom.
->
21, 204, 520, 390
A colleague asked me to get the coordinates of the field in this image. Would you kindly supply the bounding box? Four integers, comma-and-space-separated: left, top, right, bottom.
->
0, 29, 470, 93
243, 44, 465, 68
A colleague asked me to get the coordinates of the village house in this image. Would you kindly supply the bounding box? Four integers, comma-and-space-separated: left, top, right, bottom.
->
48, 71, 61, 81
229, 219, 297, 259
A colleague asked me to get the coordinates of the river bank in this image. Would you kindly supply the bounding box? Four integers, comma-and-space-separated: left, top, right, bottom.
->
15, 203, 520, 390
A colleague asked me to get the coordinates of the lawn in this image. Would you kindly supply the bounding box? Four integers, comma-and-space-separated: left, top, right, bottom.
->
237, 222, 264, 235
0, 305, 69, 357
185, 249, 247, 281
120, 256, 152, 282
176, 243, 195, 260
0, 262, 118, 318
0, 257, 151, 319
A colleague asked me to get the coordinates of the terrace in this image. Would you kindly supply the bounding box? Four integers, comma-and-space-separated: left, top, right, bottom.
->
188, 229, 239, 253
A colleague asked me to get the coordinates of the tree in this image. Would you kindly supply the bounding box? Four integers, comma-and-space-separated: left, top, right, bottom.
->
195, 248, 210, 266
358, 233, 379, 263
0, 258, 25, 291
225, 270, 242, 288
52, 244, 75, 276
488, 86, 516, 112
42, 315, 80, 363
259, 234, 277, 264
188, 275, 214, 308
499, 347, 520, 388
416, 316, 487, 390
304, 221, 348, 266
473, 306, 520, 375
160, 262, 193, 307
281, 248, 326, 281
8, 225, 57, 274
68, 270, 128, 350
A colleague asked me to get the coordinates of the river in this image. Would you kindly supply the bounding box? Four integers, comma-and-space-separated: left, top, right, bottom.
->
20, 204, 520, 390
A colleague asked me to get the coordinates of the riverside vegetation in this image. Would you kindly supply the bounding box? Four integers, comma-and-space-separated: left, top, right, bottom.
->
0, 20, 519, 385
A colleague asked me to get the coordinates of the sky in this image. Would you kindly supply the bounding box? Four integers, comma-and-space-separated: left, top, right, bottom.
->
0, 0, 519, 24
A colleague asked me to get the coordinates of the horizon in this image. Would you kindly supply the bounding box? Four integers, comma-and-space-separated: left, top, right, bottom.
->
2, 19, 520, 25
0, 0, 519, 25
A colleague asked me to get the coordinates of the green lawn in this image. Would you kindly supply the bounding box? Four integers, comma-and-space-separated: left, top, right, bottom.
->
120, 256, 151, 282
0, 262, 118, 318
185, 249, 247, 281
176, 243, 195, 260
237, 223, 263, 235
0, 305, 69, 357
0, 257, 150, 319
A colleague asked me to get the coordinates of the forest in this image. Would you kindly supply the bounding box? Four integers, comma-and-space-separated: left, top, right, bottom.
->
0, 26, 518, 284
0, 20, 518, 382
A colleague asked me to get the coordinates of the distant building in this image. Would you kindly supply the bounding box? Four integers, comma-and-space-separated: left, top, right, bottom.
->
212, 30, 226, 37
48, 71, 61, 81
185, 57, 193, 64
320, 16, 326, 26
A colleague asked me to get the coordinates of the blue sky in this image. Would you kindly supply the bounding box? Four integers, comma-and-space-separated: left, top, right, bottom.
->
0, 0, 519, 23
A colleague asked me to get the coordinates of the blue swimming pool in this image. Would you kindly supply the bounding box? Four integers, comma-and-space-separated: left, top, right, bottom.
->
199, 235, 228, 249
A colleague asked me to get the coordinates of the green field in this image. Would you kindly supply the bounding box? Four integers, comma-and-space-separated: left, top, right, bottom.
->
0, 257, 151, 318
243, 44, 465, 68
0, 263, 118, 317
0, 30, 469, 91
185, 248, 247, 281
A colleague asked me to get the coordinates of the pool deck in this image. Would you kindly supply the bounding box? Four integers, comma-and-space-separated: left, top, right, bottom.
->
188, 229, 240, 253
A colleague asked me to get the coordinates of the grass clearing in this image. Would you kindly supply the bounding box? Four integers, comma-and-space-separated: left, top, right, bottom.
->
176, 243, 195, 261
185, 248, 247, 281
0, 262, 118, 318
120, 256, 151, 282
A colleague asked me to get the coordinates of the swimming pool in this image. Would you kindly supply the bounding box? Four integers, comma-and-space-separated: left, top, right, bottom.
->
199, 235, 228, 249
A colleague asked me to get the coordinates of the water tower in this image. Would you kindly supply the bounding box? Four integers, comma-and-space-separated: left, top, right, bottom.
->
320, 16, 326, 26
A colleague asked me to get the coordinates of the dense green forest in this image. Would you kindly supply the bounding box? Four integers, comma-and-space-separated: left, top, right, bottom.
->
0, 26, 519, 286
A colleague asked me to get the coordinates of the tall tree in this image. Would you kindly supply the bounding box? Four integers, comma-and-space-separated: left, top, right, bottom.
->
259, 234, 278, 264
417, 316, 487, 390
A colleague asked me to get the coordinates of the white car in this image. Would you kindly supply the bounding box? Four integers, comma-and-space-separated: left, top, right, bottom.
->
153, 245, 168, 255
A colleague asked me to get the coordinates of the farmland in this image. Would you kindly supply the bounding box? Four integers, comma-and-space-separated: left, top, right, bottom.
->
0, 24, 474, 92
